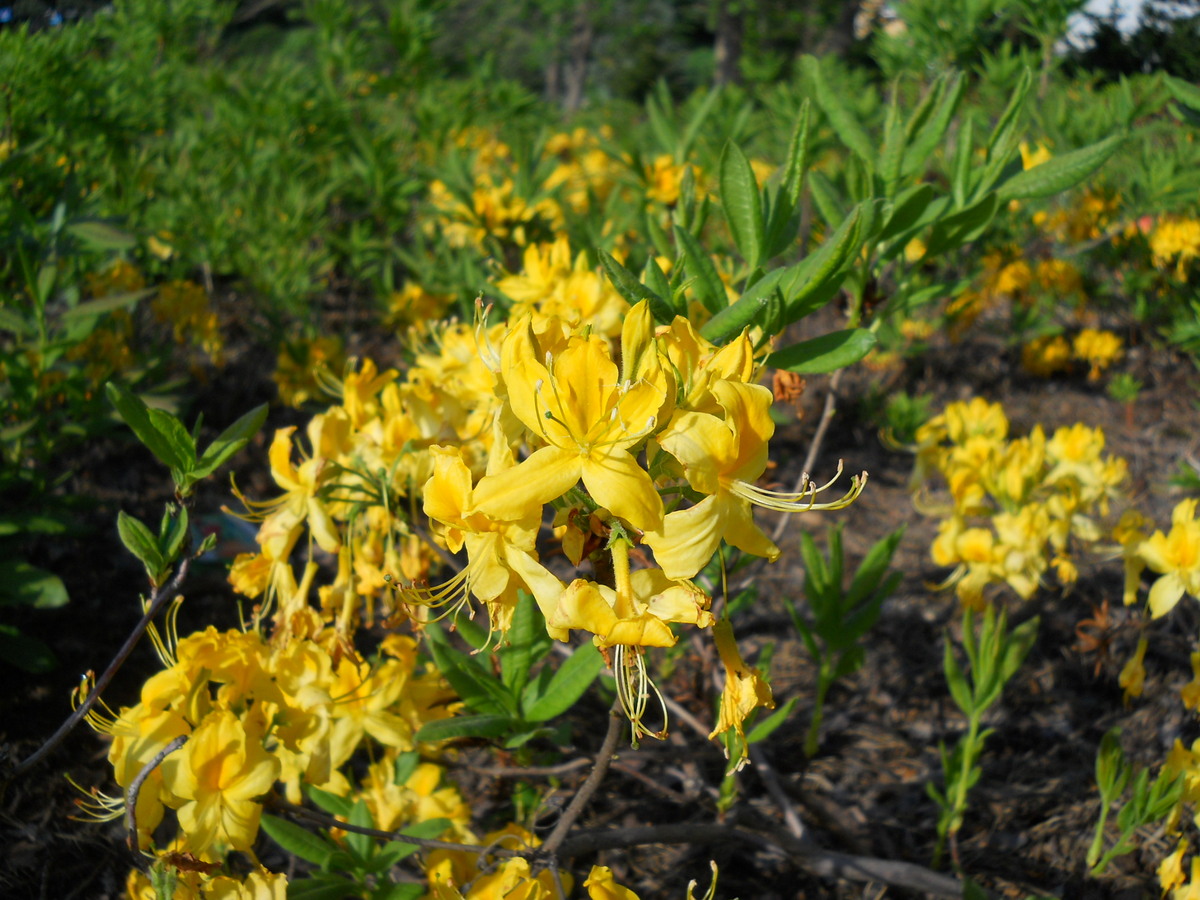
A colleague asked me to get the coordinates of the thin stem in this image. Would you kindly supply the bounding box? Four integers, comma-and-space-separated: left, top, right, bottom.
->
539, 699, 624, 858
771, 369, 844, 545
10, 555, 193, 781
126, 735, 188, 854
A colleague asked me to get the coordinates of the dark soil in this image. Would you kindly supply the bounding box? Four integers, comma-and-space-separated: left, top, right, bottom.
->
3, 321, 1198, 900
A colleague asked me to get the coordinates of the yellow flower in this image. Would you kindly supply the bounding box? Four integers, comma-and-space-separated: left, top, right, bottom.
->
1119, 637, 1148, 702
1021, 335, 1071, 378
1019, 141, 1052, 170
1184, 653, 1200, 711
1139, 499, 1200, 618
1072, 329, 1123, 381
709, 618, 773, 769
648, 380, 864, 579
162, 709, 281, 854
584, 866, 640, 900
473, 323, 668, 532
1175, 858, 1200, 900
548, 568, 713, 648
1160, 839, 1189, 896
203, 870, 288, 899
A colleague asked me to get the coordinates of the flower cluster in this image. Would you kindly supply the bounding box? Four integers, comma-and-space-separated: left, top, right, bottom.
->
911, 397, 1129, 607
151, 279, 225, 368
1151, 215, 1200, 281
1020, 328, 1124, 381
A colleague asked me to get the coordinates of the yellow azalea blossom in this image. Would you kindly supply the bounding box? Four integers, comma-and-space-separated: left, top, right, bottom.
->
548, 568, 713, 648
161, 709, 281, 854
414, 441, 566, 635
1021, 335, 1072, 378
1019, 141, 1052, 170
1151, 216, 1200, 280
1184, 653, 1200, 711
1176, 859, 1200, 900
1072, 328, 1123, 381
584, 866, 640, 900
473, 323, 669, 532
1119, 637, 1149, 702
710, 618, 773, 770
203, 870, 288, 899
648, 380, 864, 579
1139, 499, 1200, 618
1160, 840, 1189, 896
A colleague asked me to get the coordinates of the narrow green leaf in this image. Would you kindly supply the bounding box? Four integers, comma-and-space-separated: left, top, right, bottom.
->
642, 256, 672, 305
768, 328, 876, 375
287, 877, 363, 900
259, 814, 336, 867
878, 183, 935, 243
781, 205, 864, 319
952, 117, 975, 209
523, 642, 604, 723
428, 640, 515, 717
0, 559, 69, 609
719, 141, 764, 271
195, 403, 269, 477
902, 72, 965, 179
597, 249, 674, 325
996, 135, 1123, 202
500, 592, 538, 696
678, 86, 722, 159
999, 615, 1040, 681
59, 289, 154, 321
878, 83, 906, 196
305, 784, 354, 818
943, 638, 972, 715
1165, 73, 1200, 114
801, 55, 875, 162
745, 697, 799, 744
699, 269, 786, 345
846, 526, 905, 608
925, 193, 998, 257
673, 225, 727, 316
985, 68, 1032, 161
66, 220, 137, 251
781, 99, 812, 211
806, 170, 846, 229
414, 714, 515, 743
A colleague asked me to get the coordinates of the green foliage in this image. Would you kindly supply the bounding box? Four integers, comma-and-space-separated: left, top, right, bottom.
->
414, 592, 604, 749
929, 605, 1039, 866
784, 523, 904, 756
1087, 727, 1185, 874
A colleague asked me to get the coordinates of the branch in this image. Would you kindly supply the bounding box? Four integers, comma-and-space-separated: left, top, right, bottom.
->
126, 735, 188, 855
538, 699, 624, 858
11, 556, 193, 781
556, 823, 966, 898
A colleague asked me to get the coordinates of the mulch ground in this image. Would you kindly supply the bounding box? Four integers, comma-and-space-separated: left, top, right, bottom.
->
3, 317, 1198, 900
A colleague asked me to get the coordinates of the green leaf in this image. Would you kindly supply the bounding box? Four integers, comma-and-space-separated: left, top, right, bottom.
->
673, 225, 726, 316
287, 876, 363, 900
745, 697, 799, 744
801, 55, 874, 162
781, 99, 812, 212
996, 135, 1123, 202
59, 289, 154, 322
943, 637, 972, 715
925, 193, 998, 257
0, 559, 69, 609
0, 624, 57, 673
117, 511, 165, 579
719, 141, 764, 271
305, 785, 354, 818
902, 72, 964, 180
642, 256, 672, 305
428, 639, 516, 717
523, 642, 604, 723
500, 591, 539, 696
678, 87, 722, 160
105, 382, 194, 477
345, 799, 374, 862
65, 220, 137, 251
597, 249, 675, 325
768, 329, 876, 375
951, 117, 975, 209
878, 183, 935, 243
781, 204, 867, 318
878, 84, 906, 196
393, 751, 420, 787
1165, 74, 1200, 114
414, 714, 515, 743
194, 403, 268, 479
846, 526, 905, 608
259, 814, 336, 867
999, 615, 1040, 681
699, 268, 786, 345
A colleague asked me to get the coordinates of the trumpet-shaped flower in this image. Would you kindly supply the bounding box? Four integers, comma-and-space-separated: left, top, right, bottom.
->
1139, 499, 1200, 618
647, 380, 865, 579
162, 709, 281, 854
473, 325, 669, 532
710, 618, 773, 770
548, 569, 713, 648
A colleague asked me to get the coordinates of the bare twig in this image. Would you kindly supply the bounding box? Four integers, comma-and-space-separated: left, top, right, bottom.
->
748, 743, 805, 841
126, 735, 188, 854
771, 369, 845, 545
556, 823, 966, 898
443, 757, 592, 779
538, 699, 623, 858
269, 796, 506, 855
10, 556, 193, 781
